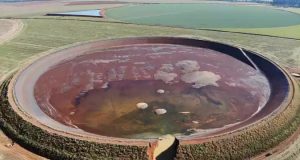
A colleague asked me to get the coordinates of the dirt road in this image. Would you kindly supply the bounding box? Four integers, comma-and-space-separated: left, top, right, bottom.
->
0, 19, 23, 45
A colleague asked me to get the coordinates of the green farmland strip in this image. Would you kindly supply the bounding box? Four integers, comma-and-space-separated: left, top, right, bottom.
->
106, 3, 300, 29
223, 24, 300, 40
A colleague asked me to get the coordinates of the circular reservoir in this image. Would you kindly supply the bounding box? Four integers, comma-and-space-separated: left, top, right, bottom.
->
11, 37, 290, 141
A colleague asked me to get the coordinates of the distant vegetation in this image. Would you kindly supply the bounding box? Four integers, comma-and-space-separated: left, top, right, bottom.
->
225, 0, 300, 7
272, 0, 300, 7
225, 0, 272, 4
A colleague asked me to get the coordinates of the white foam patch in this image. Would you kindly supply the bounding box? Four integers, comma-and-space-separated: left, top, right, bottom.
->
118, 66, 127, 80
160, 64, 174, 72
136, 102, 148, 110
181, 71, 221, 88
225, 82, 238, 87
176, 60, 200, 73
155, 108, 167, 115
154, 70, 177, 84
79, 59, 117, 65
132, 66, 141, 80
101, 82, 109, 89
107, 68, 117, 81
156, 89, 165, 94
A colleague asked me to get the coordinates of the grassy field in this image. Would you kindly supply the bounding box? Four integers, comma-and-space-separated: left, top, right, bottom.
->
106, 3, 300, 28
223, 24, 300, 39
0, 1, 123, 18
282, 7, 300, 14
104, 3, 300, 39
0, 17, 299, 78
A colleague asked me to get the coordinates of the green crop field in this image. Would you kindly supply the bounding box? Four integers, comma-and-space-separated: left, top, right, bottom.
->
105, 3, 300, 39
219, 7, 300, 39
106, 3, 300, 29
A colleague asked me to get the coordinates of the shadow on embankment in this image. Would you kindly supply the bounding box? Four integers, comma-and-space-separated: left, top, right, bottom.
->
156, 138, 179, 160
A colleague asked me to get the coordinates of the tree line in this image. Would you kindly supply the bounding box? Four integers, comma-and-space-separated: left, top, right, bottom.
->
272, 0, 300, 7
224, 0, 300, 7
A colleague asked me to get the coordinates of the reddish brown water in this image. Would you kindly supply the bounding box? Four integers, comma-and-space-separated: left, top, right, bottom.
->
34, 44, 270, 138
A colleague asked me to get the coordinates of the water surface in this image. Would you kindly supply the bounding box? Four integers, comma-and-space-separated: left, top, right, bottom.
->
34, 44, 270, 138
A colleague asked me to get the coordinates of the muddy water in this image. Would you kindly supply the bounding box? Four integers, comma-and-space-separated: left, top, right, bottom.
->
34, 44, 270, 138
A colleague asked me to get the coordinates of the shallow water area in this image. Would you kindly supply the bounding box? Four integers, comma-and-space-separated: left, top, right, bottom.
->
34, 44, 270, 138
54, 10, 102, 17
